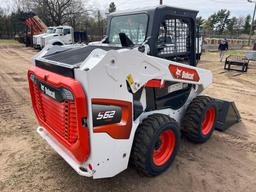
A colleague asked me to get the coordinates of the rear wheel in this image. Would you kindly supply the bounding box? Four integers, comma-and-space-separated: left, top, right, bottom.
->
182, 96, 217, 143
131, 114, 180, 176
52, 42, 63, 46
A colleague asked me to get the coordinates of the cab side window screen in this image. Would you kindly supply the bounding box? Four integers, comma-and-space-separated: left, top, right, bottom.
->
157, 18, 191, 58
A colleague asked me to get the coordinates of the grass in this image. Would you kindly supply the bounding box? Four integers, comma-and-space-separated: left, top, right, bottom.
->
226, 49, 247, 57
0, 39, 20, 45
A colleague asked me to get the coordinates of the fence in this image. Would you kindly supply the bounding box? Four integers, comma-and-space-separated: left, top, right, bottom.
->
203, 37, 250, 51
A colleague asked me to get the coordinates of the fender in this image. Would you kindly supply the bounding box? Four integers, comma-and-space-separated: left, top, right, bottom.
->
49, 39, 65, 46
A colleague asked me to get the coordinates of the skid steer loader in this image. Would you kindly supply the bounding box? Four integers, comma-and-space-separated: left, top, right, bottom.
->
27, 6, 240, 179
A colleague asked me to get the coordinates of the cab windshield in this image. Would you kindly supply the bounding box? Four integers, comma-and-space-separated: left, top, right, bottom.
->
109, 14, 148, 45
56, 28, 63, 34
46, 28, 54, 34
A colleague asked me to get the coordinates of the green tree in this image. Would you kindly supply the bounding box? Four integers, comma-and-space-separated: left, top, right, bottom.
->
0, 8, 3, 37
243, 15, 251, 34
226, 17, 237, 35
196, 16, 204, 27
204, 13, 218, 32
108, 2, 116, 13
205, 9, 231, 34
215, 9, 231, 34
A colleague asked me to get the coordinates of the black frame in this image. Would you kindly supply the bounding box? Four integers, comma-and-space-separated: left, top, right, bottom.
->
224, 55, 249, 72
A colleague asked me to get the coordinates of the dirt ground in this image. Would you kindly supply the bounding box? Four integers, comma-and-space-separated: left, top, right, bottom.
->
0, 44, 256, 192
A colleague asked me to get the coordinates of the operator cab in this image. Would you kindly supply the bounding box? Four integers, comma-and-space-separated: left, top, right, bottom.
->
104, 5, 198, 66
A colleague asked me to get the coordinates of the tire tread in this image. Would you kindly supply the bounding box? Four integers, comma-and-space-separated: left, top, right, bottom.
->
181, 96, 216, 143
131, 114, 178, 176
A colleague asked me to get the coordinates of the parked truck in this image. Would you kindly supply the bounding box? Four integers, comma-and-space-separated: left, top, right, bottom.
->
33, 27, 56, 49
36, 26, 87, 49
41, 26, 74, 48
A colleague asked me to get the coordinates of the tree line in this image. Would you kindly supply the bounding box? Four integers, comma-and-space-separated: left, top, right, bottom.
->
0, 0, 117, 40
197, 9, 253, 38
0, 1, 253, 40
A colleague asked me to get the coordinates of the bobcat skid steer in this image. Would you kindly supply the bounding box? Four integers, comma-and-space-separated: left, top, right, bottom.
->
28, 6, 240, 179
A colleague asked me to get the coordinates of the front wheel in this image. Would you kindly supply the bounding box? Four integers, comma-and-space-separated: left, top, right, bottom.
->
181, 96, 217, 143
52, 42, 63, 46
131, 114, 180, 176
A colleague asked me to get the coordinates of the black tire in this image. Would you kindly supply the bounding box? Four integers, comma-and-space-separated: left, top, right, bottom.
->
131, 114, 180, 176
181, 96, 217, 143
52, 42, 63, 46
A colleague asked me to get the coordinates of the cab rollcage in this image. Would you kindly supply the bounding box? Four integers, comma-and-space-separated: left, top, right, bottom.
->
106, 5, 198, 66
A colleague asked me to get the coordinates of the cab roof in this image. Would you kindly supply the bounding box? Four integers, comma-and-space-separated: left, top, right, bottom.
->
110, 5, 198, 18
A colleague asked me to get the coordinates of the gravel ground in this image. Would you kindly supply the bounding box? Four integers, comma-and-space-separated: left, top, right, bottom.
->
0, 45, 256, 192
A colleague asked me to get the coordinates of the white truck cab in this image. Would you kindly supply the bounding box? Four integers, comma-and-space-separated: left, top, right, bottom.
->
33, 27, 56, 49
41, 26, 74, 48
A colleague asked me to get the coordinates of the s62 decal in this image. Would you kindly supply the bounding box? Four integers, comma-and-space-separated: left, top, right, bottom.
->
92, 104, 122, 127
96, 111, 116, 120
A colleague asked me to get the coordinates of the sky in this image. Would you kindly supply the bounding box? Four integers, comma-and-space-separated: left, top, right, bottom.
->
0, 0, 255, 18
86, 0, 255, 18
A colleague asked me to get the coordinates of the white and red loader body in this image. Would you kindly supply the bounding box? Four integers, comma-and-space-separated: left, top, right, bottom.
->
28, 44, 212, 179
27, 6, 240, 179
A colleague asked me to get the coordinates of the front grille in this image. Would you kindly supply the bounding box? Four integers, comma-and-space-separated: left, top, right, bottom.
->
32, 83, 78, 144
28, 66, 90, 163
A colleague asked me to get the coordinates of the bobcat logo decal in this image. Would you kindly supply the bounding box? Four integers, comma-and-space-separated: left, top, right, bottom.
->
169, 64, 200, 82
175, 68, 182, 78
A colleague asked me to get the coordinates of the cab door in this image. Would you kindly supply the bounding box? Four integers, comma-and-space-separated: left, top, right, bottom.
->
63, 28, 73, 44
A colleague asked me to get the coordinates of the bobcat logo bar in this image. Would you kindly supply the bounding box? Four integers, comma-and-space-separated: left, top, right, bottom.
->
169, 65, 200, 82
40, 83, 56, 99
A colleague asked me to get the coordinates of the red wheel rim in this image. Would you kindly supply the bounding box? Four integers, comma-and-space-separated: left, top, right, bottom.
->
201, 107, 216, 136
153, 130, 176, 166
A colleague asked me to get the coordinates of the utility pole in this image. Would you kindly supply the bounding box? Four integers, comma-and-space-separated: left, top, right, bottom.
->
160, 0, 163, 5
248, 0, 256, 46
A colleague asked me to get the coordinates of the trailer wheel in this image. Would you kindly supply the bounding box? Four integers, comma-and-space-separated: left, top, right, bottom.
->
182, 96, 217, 143
131, 114, 180, 176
